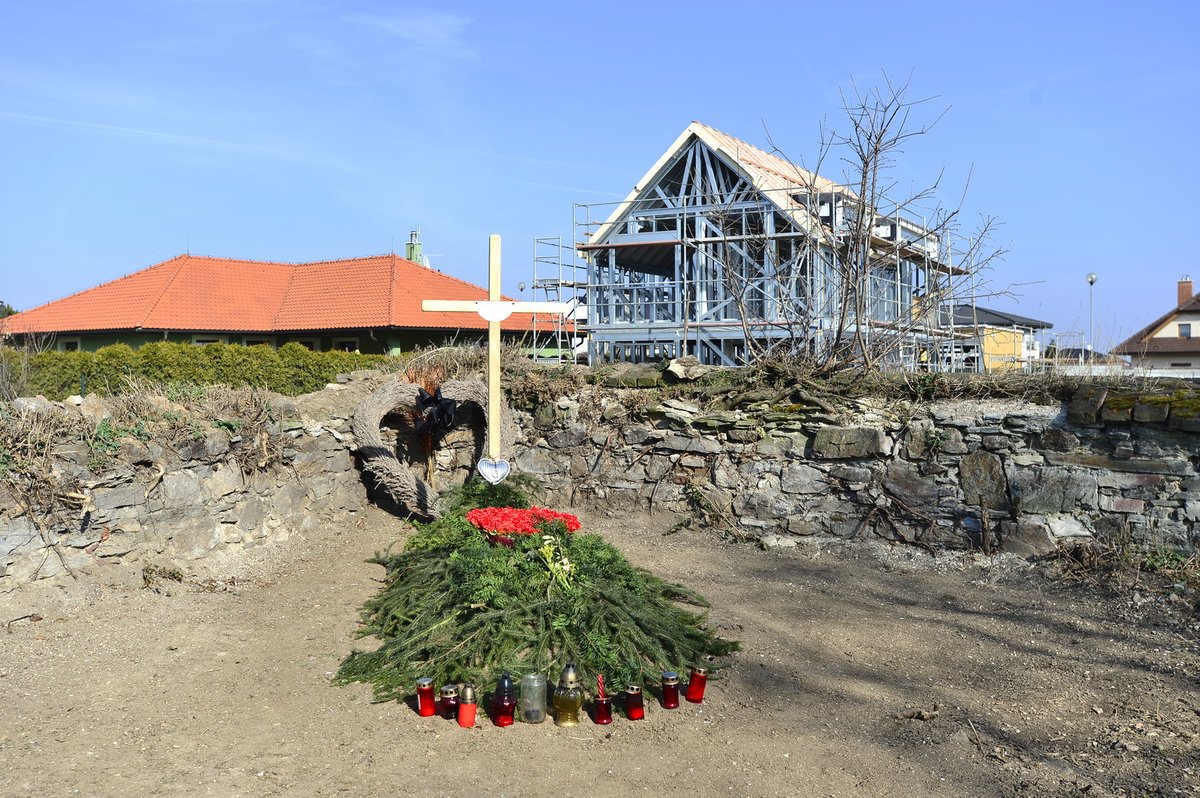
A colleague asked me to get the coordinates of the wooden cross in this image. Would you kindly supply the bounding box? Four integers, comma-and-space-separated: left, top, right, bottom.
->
422, 234, 570, 483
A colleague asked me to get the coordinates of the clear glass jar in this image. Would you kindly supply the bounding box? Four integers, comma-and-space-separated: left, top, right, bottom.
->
519, 673, 548, 724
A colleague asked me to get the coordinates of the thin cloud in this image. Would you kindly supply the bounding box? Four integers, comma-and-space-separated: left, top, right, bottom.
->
342, 10, 476, 59
0, 110, 286, 154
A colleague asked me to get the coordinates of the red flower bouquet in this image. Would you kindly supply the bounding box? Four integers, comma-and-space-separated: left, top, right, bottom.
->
466, 506, 582, 536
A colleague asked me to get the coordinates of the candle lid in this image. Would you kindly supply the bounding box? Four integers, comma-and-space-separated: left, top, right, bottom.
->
440, 685, 459, 698
625, 684, 642, 695
496, 671, 515, 698
416, 677, 434, 688
559, 662, 581, 689
690, 666, 708, 676
662, 671, 680, 685
460, 684, 478, 704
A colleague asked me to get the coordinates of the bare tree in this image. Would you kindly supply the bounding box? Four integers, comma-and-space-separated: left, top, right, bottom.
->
711, 74, 1009, 374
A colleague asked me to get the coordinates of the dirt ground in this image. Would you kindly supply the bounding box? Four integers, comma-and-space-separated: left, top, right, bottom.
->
2, 507, 1197, 798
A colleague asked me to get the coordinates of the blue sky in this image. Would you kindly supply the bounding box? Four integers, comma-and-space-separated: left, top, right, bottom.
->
2, 0, 1197, 351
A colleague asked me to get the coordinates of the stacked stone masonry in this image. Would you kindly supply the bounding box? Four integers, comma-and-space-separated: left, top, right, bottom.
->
3, 382, 1197, 589
513, 386, 1199, 556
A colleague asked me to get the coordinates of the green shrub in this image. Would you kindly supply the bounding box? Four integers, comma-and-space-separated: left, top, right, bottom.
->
8, 342, 395, 400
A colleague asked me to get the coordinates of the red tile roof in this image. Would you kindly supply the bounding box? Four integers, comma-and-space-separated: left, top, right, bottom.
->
0, 254, 552, 335
1112, 293, 1200, 355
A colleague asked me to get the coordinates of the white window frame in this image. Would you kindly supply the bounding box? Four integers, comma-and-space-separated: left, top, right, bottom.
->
243, 336, 276, 348
191, 334, 228, 346
292, 338, 321, 351
56, 337, 82, 353
332, 337, 359, 353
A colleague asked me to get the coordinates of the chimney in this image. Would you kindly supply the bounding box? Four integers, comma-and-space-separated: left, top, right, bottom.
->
1180, 275, 1194, 307
405, 229, 424, 266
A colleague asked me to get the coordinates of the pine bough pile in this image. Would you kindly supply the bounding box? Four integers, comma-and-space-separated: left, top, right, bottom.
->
336, 479, 738, 701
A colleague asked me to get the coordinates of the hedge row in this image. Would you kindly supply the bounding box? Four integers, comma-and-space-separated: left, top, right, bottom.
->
0, 342, 395, 400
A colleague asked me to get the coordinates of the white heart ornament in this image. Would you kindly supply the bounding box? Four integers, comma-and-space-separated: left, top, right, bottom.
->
477, 458, 511, 485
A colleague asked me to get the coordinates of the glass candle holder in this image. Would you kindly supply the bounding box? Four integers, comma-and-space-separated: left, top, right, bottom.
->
624, 685, 645, 721
591, 695, 613, 725
439, 685, 459, 720
416, 677, 437, 717
685, 666, 708, 704
661, 671, 680, 709
491, 672, 516, 727
457, 684, 478, 728
553, 663, 584, 727
519, 673, 547, 724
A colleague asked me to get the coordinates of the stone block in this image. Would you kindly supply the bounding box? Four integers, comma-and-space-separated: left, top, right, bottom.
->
812, 426, 889, 459
959, 450, 1008, 510
1000, 518, 1058, 558
937, 428, 968, 455
1098, 495, 1145, 514
1067, 385, 1107, 425
1101, 404, 1132, 423
902, 419, 935, 460
206, 462, 244, 498
1133, 402, 1170, 423
726, 426, 761, 443
622, 426, 653, 445
161, 469, 205, 507
1097, 472, 1164, 489
515, 447, 560, 475
780, 463, 827, 495
1038, 428, 1079, 452
92, 482, 146, 511
1047, 515, 1093, 538
547, 427, 588, 449
1043, 451, 1190, 475
658, 435, 722, 455
829, 464, 873, 483
882, 460, 938, 506
1010, 466, 1098, 513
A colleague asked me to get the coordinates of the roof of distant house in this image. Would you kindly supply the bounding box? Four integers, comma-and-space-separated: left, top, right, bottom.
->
1112, 293, 1200, 355
0, 253, 547, 335
1049, 348, 1128, 365
940, 304, 1053, 330
586, 120, 962, 275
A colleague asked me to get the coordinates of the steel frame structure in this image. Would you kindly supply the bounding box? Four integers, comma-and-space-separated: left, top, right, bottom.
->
576, 127, 965, 367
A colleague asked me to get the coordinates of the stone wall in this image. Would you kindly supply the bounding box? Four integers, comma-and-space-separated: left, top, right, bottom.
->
0, 398, 366, 590
511, 386, 1199, 556
4, 381, 1198, 591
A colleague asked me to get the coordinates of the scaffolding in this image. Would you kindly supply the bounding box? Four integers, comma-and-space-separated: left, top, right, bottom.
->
530, 236, 587, 363
574, 129, 970, 368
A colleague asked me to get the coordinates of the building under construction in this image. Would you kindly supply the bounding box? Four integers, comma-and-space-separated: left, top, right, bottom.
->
566, 121, 969, 368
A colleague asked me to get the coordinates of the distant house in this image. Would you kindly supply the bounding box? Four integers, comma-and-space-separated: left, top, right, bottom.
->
937, 305, 1053, 372
576, 121, 960, 366
1112, 277, 1200, 371
0, 251, 542, 354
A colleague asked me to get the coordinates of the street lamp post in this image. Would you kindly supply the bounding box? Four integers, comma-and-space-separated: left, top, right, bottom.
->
1087, 273, 1098, 376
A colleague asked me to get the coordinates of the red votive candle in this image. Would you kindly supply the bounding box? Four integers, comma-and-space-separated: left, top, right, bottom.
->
624, 685, 645, 720
491, 671, 516, 727
685, 666, 708, 704
592, 695, 613, 725
416, 677, 437, 717
457, 684, 478, 728
661, 672, 680, 709
439, 685, 459, 720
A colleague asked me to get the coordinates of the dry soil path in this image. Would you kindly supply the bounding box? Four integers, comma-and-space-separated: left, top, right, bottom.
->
1, 508, 1197, 798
